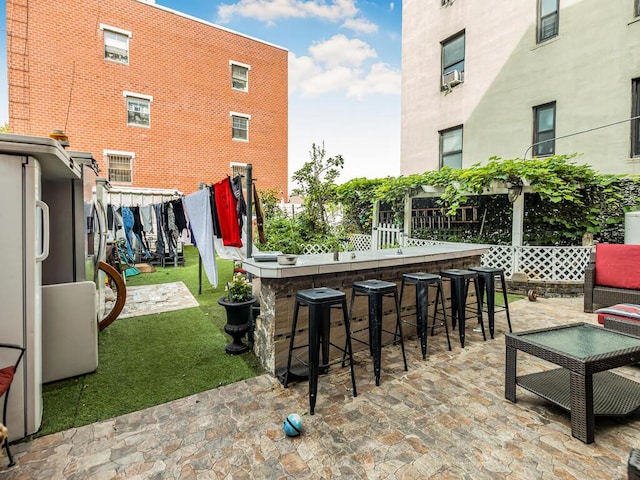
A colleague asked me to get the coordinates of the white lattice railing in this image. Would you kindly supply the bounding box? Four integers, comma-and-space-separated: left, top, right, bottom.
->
304, 231, 593, 282
302, 239, 354, 255
303, 244, 333, 255
481, 245, 593, 281
350, 234, 371, 251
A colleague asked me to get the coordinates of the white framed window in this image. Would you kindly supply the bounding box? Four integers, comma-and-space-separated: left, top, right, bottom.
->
123, 91, 152, 127
104, 150, 135, 184
441, 31, 465, 88
230, 61, 250, 92
533, 102, 556, 157
632, 78, 640, 157
439, 126, 463, 169
100, 24, 131, 64
230, 112, 251, 141
537, 0, 559, 43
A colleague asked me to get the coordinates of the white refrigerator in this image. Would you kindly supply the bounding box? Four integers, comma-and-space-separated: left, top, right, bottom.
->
0, 134, 97, 441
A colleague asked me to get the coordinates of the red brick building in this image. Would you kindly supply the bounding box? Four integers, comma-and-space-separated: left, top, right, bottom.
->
7, 0, 289, 198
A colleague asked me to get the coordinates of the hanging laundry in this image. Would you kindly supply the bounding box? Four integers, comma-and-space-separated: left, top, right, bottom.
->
161, 201, 177, 259
140, 205, 154, 233
131, 206, 152, 259
121, 207, 137, 261
208, 185, 223, 238
231, 175, 247, 231
171, 199, 188, 233
184, 188, 218, 287
214, 177, 243, 247
153, 203, 166, 258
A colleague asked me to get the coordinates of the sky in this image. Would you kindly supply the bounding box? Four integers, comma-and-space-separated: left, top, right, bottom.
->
0, 0, 402, 190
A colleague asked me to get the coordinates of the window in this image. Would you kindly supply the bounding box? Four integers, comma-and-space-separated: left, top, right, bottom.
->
123, 91, 152, 127
230, 61, 250, 91
533, 102, 556, 157
632, 79, 640, 157
440, 126, 463, 169
100, 24, 131, 64
230, 112, 250, 141
538, 0, 559, 43
105, 150, 134, 183
442, 31, 465, 87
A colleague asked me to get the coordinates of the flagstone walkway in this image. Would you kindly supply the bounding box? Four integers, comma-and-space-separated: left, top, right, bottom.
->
2, 296, 639, 479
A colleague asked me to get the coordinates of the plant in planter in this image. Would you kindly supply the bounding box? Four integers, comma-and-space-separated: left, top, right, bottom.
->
218, 272, 256, 354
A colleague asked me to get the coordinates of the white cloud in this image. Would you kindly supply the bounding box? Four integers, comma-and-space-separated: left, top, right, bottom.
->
289, 35, 400, 98
309, 34, 376, 68
389, 2, 394, 12
341, 17, 378, 34
217, 0, 358, 24
347, 62, 400, 99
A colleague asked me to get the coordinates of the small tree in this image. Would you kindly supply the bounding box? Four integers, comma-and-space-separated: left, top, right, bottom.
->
291, 142, 344, 237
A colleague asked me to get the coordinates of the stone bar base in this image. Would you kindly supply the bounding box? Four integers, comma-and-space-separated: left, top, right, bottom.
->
244, 246, 486, 376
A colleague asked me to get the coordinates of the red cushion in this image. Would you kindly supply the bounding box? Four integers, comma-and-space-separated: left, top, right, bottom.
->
0, 366, 15, 396
595, 304, 640, 324
594, 244, 640, 290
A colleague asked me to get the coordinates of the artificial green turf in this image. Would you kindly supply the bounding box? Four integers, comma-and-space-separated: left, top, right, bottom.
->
36, 246, 263, 438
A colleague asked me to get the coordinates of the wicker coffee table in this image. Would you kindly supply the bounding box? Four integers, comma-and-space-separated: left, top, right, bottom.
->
505, 323, 640, 443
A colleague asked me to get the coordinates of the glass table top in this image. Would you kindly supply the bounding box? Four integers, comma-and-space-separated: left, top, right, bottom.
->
518, 324, 640, 358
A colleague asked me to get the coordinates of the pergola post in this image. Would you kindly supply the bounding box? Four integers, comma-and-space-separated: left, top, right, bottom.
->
511, 194, 524, 247
404, 193, 412, 242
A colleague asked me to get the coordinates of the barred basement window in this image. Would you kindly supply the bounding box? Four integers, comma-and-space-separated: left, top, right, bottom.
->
107, 153, 133, 183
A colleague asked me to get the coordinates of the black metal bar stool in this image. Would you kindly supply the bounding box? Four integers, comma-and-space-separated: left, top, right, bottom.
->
398, 272, 451, 359
349, 279, 408, 386
439, 269, 486, 348
469, 266, 512, 339
283, 287, 357, 415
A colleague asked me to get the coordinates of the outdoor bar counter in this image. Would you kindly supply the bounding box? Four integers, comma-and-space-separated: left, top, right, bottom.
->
242, 243, 489, 376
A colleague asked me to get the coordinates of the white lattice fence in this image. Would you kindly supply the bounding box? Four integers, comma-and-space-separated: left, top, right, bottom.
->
481, 245, 592, 281
302, 240, 354, 255
302, 244, 333, 255
350, 234, 371, 251
303, 234, 592, 281
406, 238, 447, 247
481, 246, 515, 279
514, 246, 593, 281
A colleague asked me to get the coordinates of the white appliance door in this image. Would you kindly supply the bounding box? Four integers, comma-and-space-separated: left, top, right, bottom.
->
24, 158, 45, 438
0, 155, 44, 440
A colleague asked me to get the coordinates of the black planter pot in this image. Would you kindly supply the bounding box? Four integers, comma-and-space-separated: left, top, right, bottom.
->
218, 296, 256, 354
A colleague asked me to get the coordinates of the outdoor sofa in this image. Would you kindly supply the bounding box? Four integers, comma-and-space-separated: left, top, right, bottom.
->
583, 243, 640, 313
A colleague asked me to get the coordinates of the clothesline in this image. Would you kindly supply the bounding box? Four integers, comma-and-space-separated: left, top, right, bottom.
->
183, 164, 255, 290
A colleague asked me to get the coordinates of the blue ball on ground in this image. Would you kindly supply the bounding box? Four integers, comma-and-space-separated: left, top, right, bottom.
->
283, 413, 303, 437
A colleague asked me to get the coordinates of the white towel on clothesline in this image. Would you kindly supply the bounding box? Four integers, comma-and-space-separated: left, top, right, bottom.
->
183, 189, 218, 287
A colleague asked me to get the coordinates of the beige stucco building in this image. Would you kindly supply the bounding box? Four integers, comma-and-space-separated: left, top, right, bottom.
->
401, 0, 640, 175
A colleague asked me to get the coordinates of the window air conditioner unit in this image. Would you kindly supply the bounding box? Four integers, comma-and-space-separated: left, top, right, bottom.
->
443, 70, 462, 87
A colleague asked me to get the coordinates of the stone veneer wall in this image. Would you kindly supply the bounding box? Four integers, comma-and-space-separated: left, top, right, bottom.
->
253, 254, 483, 376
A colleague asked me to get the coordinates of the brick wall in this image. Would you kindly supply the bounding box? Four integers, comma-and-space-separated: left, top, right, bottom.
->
7, 0, 289, 198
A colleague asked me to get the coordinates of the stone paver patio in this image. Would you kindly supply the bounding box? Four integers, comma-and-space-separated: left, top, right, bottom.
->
2, 296, 638, 479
